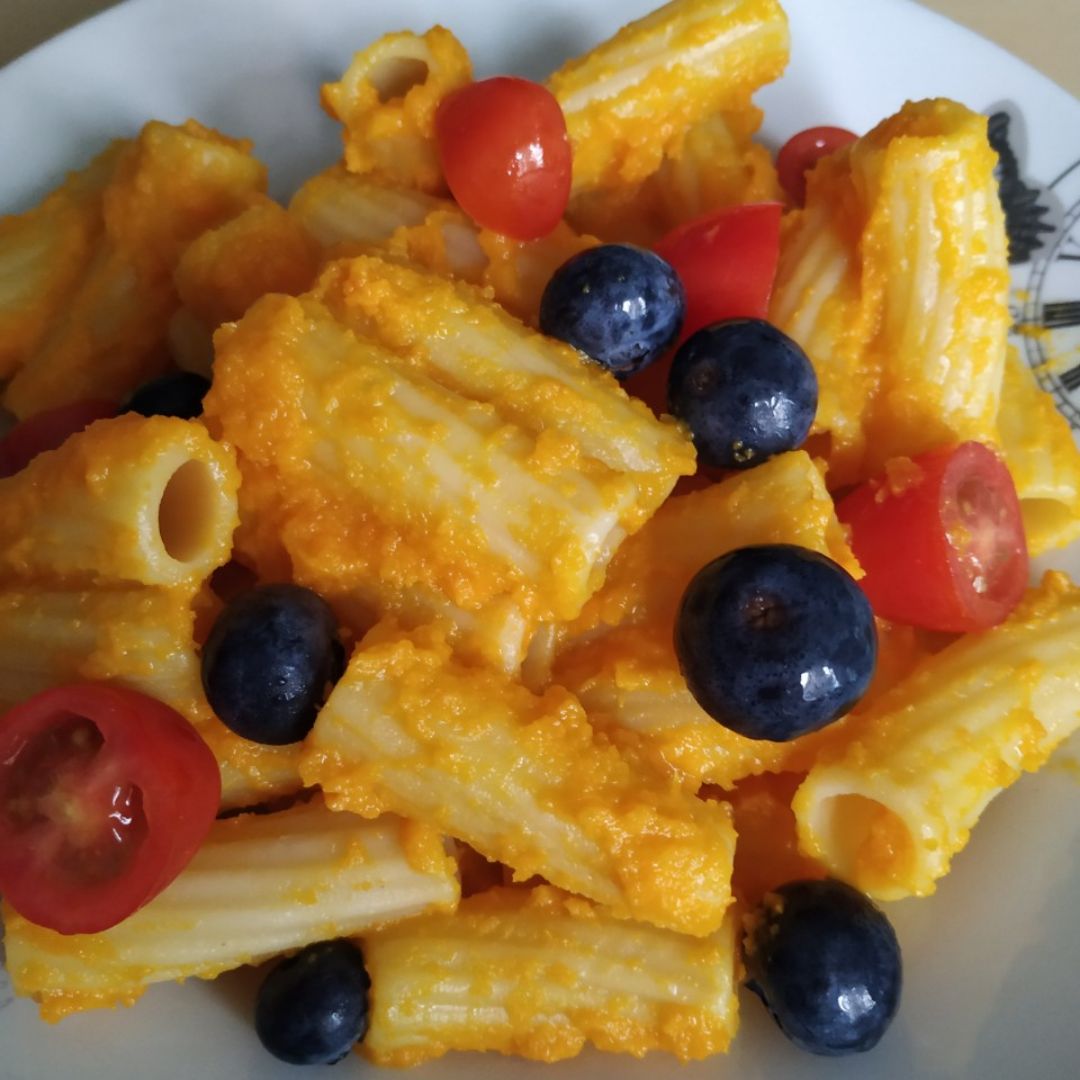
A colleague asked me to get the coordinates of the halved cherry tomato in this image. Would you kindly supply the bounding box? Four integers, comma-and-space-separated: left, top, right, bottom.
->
0, 399, 116, 478
777, 126, 858, 206
627, 203, 783, 415
0, 684, 220, 934
653, 202, 782, 341
837, 442, 1029, 633
436, 76, 571, 241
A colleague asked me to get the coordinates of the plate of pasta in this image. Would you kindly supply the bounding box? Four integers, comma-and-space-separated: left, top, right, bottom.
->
1, 0, 1079, 1078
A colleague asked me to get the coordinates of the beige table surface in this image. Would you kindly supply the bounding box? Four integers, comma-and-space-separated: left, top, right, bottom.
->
1, 0, 1078, 98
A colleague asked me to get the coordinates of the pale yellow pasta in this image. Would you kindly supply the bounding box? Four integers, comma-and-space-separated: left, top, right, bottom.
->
0, 414, 239, 590
770, 98, 1010, 486
204, 256, 692, 670
793, 572, 1080, 901
289, 166, 596, 323
998, 346, 1080, 555
0, 583, 302, 810
322, 27, 472, 193
3, 121, 266, 418
4, 801, 459, 1021
548, 0, 789, 199
301, 623, 736, 937
0, 141, 127, 380
364, 885, 740, 1066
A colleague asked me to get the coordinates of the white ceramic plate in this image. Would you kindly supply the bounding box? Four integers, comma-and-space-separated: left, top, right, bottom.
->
1, 1, 1079, 1077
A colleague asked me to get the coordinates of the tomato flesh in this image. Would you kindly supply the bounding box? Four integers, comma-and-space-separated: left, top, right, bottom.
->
837, 442, 1029, 633
0, 684, 221, 934
0, 398, 116, 478
436, 76, 572, 241
628, 203, 783, 416
777, 126, 858, 206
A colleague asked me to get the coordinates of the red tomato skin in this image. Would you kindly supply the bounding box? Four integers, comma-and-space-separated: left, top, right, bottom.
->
837, 443, 1029, 633
653, 202, 783, 342
627, 203, 783, 415
0, 684, 221, 934
436, 76, 572, 241
0, 399, 116, 478
777, 126, 858, 206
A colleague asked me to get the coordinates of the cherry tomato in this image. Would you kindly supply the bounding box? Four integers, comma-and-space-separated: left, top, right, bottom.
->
0, 399, 116, 478
653, 202, 782, 340
435, 76, 572, 241
628, 203, 783, 415
837, 442, 1029, 633
777, 126, 858, 206
0, 684, 221, 934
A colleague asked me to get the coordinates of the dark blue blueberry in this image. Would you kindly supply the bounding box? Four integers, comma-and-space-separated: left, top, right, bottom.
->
743, 878, 902, 1056
201, 584, 344, 745
667, 318, 817, 469
124, 371, 211, 420
539, 243, 685, 377
674, 545, 876, 741
255, 940, 371, 1066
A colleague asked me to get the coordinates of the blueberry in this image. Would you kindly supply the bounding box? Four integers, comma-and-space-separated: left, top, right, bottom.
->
667, 318, 817, 469
539, 243, 685, 377
255, 940, 371, 1066
674, 545, 876, 741
201, 584, 344, 745
124, 371, 211, 420
743, 879, 902, 1056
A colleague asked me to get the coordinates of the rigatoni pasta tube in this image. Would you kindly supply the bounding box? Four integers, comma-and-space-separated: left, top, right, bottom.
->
322, 27, 471, 193
769, 98, 1010, 486
0, 141, 126, 380
793, 572, 1080, 901
0, 584, 302, 811
301, 623, 736, 937
4, 800, 459, 1021
204, 259, 692, 670
547, 0, 789, 197
289, 166, 596, 323
997, 346, 1080, 556
0, 414, 239, 589
4, 120, 266, 417
363, 885, 740, 1066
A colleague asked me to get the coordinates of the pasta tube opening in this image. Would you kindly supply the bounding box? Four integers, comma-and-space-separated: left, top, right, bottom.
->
806, 790, 916, 897
157, 459, 219, 564
368, 55, 431, 102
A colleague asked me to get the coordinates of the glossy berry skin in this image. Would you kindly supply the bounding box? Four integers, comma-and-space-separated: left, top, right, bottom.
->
125, 372, 211, 420
744, 879, 902, 1056
201, 584, 343, 745
255, 940, 371, 1066
667, 318, 817, 469
539, 244, 686, 377
675, 545, 876, 742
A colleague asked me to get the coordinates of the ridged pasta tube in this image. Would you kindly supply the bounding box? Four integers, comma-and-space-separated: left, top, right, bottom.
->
997, 346, 1080, 556
793, 572, 1080, 900
0, 415, 239, 590
769, 99, 1010, 486
548, 0, 789, 198
289, 166, 597, 323
204, 257, 692, 670
301, 623, 736, 937
322, 27, 471, 193
364, 885, 740, 1066
0, 584, 302, 810
0, 141, 126, 380
4, 801, 459, 1021
4, 121, 266, 417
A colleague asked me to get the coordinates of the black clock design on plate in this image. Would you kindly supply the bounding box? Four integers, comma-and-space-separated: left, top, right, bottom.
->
991, 109, 1080, 427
